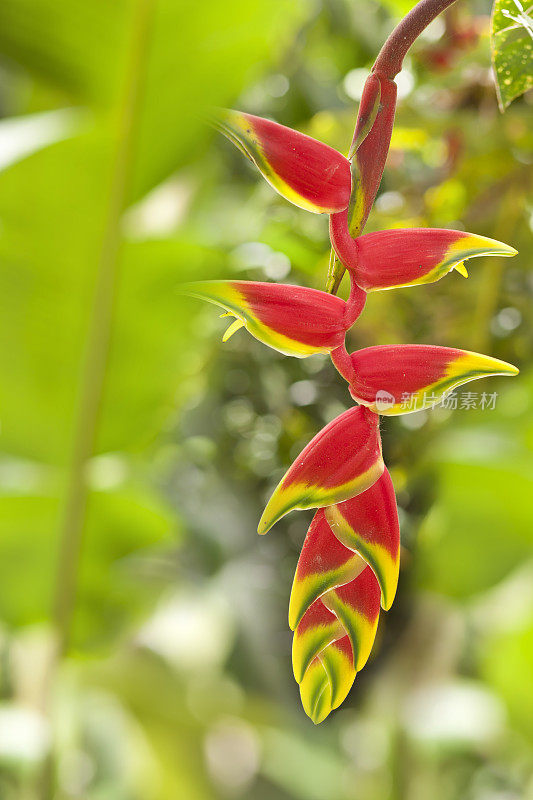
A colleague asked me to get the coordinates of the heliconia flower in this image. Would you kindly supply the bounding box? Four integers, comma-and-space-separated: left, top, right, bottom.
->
293, 566, 381, 723
329, 227, 517, 292
211, 108, 351, 213
348, 344, 519, 414
324, 469, 400, 610
258, 406, 384, 534
181, 279, 366, 358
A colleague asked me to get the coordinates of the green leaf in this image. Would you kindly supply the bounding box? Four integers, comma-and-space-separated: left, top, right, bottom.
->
0, 0, 307, 198
0, 484, 176, 646
491, 0, 533, 111
416, 459, 533, 599
0, 0, 305, 652
0, 0, 127, 105
482, 617, 533, 738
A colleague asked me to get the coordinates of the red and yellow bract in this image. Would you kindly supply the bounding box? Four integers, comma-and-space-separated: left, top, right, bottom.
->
348, 344, 519, 414
258, 406, 384, 534
324, 469, 400, 611
293, 564, 382, 723
212, 108, 351, 213
182, 279, 365, 357
329, 224, 517, 291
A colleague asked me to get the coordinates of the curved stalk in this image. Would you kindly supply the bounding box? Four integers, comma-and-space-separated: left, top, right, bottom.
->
373, 0, 459, 79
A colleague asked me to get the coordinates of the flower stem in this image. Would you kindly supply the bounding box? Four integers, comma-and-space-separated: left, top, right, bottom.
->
331, 345, 356, 384
327, 0, 460, 294
373, 0, 459, 79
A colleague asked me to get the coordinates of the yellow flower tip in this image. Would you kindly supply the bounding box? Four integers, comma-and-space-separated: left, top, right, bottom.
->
288, 598, 302, 631
257, 511, 273, 536
257, 483, 290, 534
460, 351, 520, 378
222, 318, 244, 342
483, 244, 517, 259
380, 587, 396, 612
454, 261, 468, 278
310, 702, 332, 725
466, 234, 519, 258
487, 357, 519, 377
300, 677, 333, 724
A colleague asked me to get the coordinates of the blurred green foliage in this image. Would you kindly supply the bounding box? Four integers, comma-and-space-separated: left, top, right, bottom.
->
0, 0, 532, 798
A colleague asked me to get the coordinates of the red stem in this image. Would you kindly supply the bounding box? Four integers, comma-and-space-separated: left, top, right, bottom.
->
331, 344, 356, 384
373, 0, 459, 78
345, 263, 366, 321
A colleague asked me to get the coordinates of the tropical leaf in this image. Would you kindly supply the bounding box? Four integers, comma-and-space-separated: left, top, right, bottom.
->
491, 0, 533, 111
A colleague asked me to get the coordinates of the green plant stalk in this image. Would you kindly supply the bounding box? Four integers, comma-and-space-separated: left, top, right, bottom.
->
52, 0, 153, 659
40, 0, 154, 796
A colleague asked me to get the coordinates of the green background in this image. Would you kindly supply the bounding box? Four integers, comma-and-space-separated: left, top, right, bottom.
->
0, 0, 532, 797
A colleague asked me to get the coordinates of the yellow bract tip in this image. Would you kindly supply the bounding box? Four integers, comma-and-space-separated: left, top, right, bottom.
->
257, 511, 272, 535
455, 261, 468, 278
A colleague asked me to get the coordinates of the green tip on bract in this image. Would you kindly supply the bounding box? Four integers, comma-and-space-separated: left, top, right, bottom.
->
461, 351, 520, 379
258, 487, 297, 534
502, 362, 519, 376
310, 701, 331, 725
177, 281, 211, 299
499, 242, 518, 256
207, 108, 254, 162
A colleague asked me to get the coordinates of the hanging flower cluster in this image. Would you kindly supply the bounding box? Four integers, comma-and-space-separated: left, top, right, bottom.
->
184, 0, 519, 723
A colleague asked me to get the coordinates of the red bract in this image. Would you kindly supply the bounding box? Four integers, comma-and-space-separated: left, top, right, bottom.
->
188, 0, 521, 724
182, 278, 366, 357
352, 227, 517, 291
347, 73, 398, 235
258, 406, 384, 535
288, 509, 367, 630
325, 469, 400, 611
212, 108, 351, 213
348, 344, 518, 414
330, 224, 516, 290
